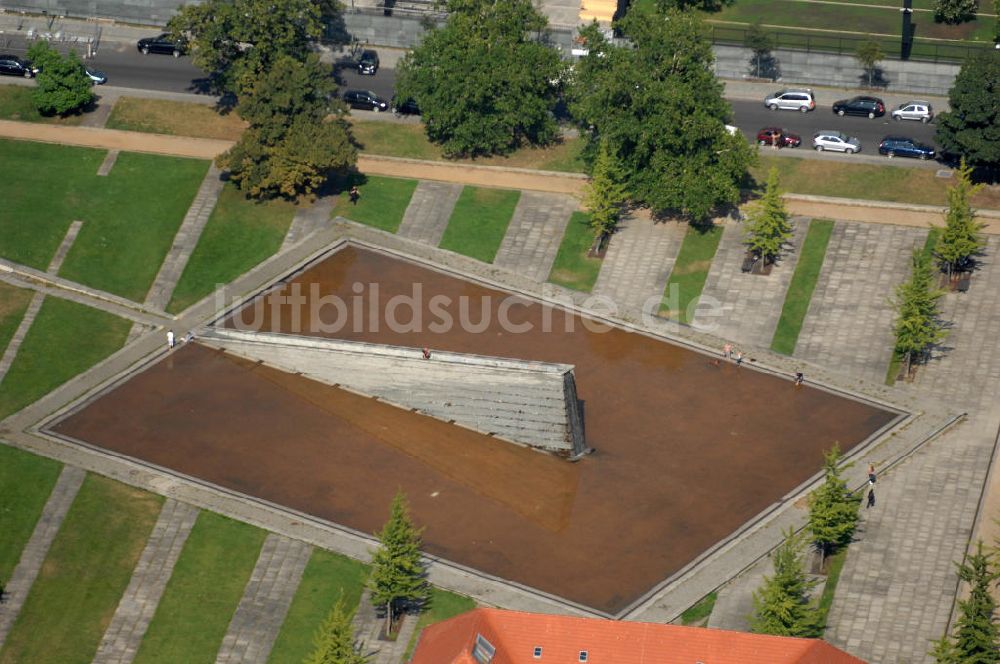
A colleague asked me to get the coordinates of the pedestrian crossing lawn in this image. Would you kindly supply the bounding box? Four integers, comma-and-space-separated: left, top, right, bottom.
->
266, 549, 367, 664
548, 211, 602, 292
439, 187, 521, 263
0, 298, 130, 421
0, 474, 162, 664
331, 175, 419, 233
167, 184, 296, 314
0, 446, 61, 583
0, 282, 33, 359
132, 511, 267, 664
659, 223, 724, 324
771, 219, 835, 355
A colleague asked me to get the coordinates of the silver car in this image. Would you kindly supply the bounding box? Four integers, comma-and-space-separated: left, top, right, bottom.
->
813, 131, 861, 153
764, 89, 816, 113
891, 101, 933, 123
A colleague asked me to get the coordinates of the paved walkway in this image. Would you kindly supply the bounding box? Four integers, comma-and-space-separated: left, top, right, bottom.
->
693, 218, 810, 349
93, 500, 199, 664
351, 590, 420, 664
493, 192, 577, 283
282, 195, 336, 252
593, 213, 687, 316
97, 149, 120, 175
0, 466, 85, 648
795, 221, 927, 384
215, 534, 312, 664
396, 181, 463, 246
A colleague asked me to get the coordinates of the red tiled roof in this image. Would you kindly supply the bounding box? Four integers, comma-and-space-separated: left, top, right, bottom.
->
410, 608, 867, 664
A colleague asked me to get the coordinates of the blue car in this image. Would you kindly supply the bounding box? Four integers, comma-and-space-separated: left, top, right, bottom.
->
878, 136, 936, 160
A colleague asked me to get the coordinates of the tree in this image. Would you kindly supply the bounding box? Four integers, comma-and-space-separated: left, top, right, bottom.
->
394, 0, 564, 158
936, 52, 1000, 179
807, 444, 860, 562
935, 160, 985, 279
893, 249, 947, 377
584, 138, 629, 252
745, 21, 776, 79
567, 8, 755, 223
931, 541, 1000, 663
855, 37, 885, 87
751, 529, 822, 637
304, 599, 368, 664
26, 42, 94, 116
367, 491, 429, 634
743, 167, 793, 266
168, 0, 325, 96
655, 0, 735, 11
933, 0, 978, 24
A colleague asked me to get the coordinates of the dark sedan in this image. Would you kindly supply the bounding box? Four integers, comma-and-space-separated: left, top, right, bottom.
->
0, 55, 37, 78
755, 127, 801, 148
343, 89, 389, 112
878, 136, 936, 160
392, 97, 420, 116
832, 96, 885, 119
136, 34, 187, 57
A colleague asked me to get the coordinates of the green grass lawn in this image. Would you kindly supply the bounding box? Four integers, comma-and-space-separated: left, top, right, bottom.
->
771, 219, 835, 355
0, 475, 162, 664
0, 85, 86, 125
0, 298, 130, 421
660, 224, 724, 324
133, 511, 266, 664
267, 549, 368, 664
680, 591, 718, 626
439, 187, 521, 263
167, 185, 296, 314
404, 588, 477, 660
816, 545, 850, 628
0, 283, 33, 357
106, 97, 247, 141
548, 211, 602, 292
0, 446, 61, 583
330, 175, 418, 233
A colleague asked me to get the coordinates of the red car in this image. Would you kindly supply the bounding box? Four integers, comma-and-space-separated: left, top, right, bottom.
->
756, 127, 802, 148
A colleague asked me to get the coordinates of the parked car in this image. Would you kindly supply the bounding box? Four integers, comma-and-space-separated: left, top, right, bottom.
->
391, 96, 420, 116
831, 95, 885, 118
891, 101, 933, 123
343, 89, 389, 112
813, 130, 861, 153
878, 136, 936, 160
136, 33, 187, 57
85, 67, 107, 85
755, 127, 802, 148
0, 54, 37, 78
764, 89, 815, 113
358, 49, 379, 75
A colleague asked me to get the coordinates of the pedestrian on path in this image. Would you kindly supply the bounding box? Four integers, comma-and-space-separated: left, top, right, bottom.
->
349, 186, 360, 206
723, 343, 733, 359
867, 487, 876, 508
735, 351, 744, 366
422, 347, 432, 360
868, 463, 877, 485
794, 372, 804, 386
167, 329, 175, 349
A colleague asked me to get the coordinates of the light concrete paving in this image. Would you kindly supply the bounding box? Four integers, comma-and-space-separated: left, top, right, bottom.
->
93, 500, 199, 664
396, 181, 462, 246
282, 196, 336, 252
96, 149, 120, 175
693, 217, 810, 349
351, 590, 420, 664
0, 466, 85, 648
493, 191, 577, 283
215, 534, 312, 664
706, 558, 768, 632
795, 221, 927, 384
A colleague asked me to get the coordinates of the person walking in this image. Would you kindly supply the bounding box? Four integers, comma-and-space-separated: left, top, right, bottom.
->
167, 329, 175, 349
349, 186, 360, 206
868, 463, 877, 485
867, 487, 876, 508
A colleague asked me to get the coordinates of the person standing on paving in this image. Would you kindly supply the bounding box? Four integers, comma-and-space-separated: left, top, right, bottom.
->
167, 329, 175, 349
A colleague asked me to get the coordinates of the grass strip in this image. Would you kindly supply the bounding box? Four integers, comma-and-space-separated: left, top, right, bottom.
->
0, 475, 162, 664
548, 211, 602, 292
0, 85, 85, 125
168, 184, 296, 314
404, 588, 477, 660
771, 219, 835, 355
0, 283, 34, 357
106, 97, 247, 141
0, 446, 61, 582
133, 511, 267, 664
439, 187, 521, 263
659, 224, 724, 324
816, 546, 849, 628
680, 591, 718, 626
0, 298, 130, 420
267, 549, 367, 664
331, 175, 418, 233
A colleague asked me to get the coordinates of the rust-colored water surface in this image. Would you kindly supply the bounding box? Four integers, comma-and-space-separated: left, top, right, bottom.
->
55, 245, 898, 613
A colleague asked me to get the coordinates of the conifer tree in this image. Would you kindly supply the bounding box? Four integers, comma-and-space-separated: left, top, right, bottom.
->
584, 138, 629, 253
807, 444, 860, 563
935, 160, 985, 280
894, 249, 947, 377
367, 491, 429, 634
304, 598, 367, 664
751, 529, 822, 637
743, 167, 793, 266
930, 541, 1000, 664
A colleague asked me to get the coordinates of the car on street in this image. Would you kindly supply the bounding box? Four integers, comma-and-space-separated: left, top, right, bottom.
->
878, 136, 936, 160
831, 95, 885, 118
136, 33, 187, 57
755, 127, 802, 148
763, 89, 816, 113
0, 55, 38, 78
891, 101, 933, 123
85, 67, 107, 85
813, 130, 861, 153
358, 49, 379, 75
343, 89, 389, 112
391, 96, 420, 116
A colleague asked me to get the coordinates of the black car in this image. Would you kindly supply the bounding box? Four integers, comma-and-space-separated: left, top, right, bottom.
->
0, 55, 37, 78
832, 95, 885, 119
343, 89, 389, 112
137, 33, 187, 57
391, 96, 420, 116
358, 49, 379, 75
878, 136, 936, 160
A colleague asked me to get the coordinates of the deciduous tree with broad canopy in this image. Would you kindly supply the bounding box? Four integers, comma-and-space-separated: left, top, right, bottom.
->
27, 42, 94, 116
367, 491, 429, 634
394, 0, 565, 158
936, 51, 1000, 180
567, 8, 755, 223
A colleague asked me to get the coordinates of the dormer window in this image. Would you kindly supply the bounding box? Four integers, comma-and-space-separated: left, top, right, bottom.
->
533, 646, 543, 658
472, 634, 496, 664
579, 651, 588, 662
